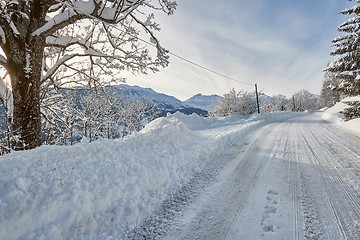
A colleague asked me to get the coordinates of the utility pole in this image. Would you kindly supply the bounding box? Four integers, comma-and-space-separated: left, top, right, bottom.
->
255, 84, 260, 114
292, 95, 296, 111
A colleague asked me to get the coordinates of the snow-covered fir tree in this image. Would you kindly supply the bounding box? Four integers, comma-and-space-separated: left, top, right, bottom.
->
327, 0, 360, 119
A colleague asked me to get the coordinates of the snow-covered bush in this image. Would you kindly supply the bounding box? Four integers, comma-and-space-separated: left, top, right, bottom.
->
262, 94, 289, 112
209, 89, 257, 117
40, 89, 159, 145
292, 89, 320, 111
118, 98, 159, 138
41, 89, 78, 145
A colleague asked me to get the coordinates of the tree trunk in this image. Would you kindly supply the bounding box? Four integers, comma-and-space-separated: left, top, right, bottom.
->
7, 39, 44, 150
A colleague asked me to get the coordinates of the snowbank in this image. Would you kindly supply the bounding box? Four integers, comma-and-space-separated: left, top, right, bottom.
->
0, 112, 263, 239
321, 97, 360, 135
0, 115, 208, 239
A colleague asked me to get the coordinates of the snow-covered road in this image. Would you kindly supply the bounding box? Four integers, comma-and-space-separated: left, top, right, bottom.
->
1, 111, 359, 239
161, 113, 360, 240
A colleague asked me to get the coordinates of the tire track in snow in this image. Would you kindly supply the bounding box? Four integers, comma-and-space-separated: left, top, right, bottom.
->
299, 129, 346, 240
287, 126, 302, 240
299, 120, 360, 239
154, 113, 359, 240
321, 127, 360, 179
225, 122, 291, 239
171, 124, 285, 240
305, 124, 360, 213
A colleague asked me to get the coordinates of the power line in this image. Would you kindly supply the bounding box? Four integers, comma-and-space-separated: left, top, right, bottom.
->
135, 36, 254, 87
52, 3, 254, 88
168, 51, 254, 86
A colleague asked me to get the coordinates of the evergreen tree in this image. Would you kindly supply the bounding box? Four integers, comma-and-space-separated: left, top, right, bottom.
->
327, 1, 360, 96
327, 1, 360, 120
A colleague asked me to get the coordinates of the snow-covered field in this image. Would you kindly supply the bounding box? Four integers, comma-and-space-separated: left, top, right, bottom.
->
0, 102, 359, 239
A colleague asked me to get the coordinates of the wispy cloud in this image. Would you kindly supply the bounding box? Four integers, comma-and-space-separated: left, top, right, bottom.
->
126, 0, 353, 99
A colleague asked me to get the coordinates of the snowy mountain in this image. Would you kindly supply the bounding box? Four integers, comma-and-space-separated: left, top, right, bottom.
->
113, 86, 275, 112
184, 93, 221, 111
114, 84, 186, 111
110, 84, 209, 116
258, 92, 272, 102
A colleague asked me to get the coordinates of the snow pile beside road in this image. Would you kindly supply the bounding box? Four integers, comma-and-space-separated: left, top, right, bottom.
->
0, 114, 209, 239
0, 112, 260, 239
321, 96, 360, 135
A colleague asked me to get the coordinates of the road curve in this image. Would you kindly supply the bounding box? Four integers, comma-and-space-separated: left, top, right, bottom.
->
162, 113, 360, 240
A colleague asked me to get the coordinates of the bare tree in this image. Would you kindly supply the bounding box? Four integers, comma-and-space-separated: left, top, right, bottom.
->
41, 89, 78, 145
262, 94, 289, 112
76, 91, 118, 141
319, 70, 342, 108
292, 89, 319, 112
118, 97, 158, 137
0, 0, 176, 150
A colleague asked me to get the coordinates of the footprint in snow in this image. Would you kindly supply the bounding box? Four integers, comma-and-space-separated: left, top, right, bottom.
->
263, 224, 276, 232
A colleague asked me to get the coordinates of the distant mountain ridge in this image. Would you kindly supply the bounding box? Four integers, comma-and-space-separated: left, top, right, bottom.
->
113, 85, 276, 115
114, 84, 187, 111
114, 84, 214, 116
184, 93, 221, 111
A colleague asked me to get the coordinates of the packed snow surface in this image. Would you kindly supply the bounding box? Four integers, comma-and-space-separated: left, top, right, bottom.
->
0, 107, 359, 239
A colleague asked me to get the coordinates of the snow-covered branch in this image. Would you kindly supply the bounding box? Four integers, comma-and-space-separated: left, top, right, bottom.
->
0, 27, 6, 45
33, 0, 143, 38
0, 54, 7, 67
32, 8, 84, 37
46, 35, 92, 50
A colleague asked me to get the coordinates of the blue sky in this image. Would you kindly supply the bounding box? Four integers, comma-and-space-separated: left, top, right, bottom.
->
126, 0, 354, 100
